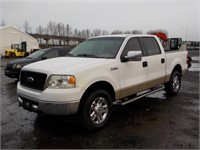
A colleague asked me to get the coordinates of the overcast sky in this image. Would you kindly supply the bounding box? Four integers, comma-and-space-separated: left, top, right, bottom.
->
1, 0, 200, 41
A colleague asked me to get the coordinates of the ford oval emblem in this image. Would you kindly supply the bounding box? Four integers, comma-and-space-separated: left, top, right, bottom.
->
27, 77, 34, 83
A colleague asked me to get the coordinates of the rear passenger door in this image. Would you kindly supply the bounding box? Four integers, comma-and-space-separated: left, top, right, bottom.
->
139, 37, 166, 88
59, 49, 70, 56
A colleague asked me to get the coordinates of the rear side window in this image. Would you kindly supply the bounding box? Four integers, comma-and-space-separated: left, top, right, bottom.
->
43, 50, 59, 59
59, 49, 69, 56
140, 37, 161, 56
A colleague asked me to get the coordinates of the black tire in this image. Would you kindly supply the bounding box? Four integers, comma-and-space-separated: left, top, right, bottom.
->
165, 71, 181, 96
24, 52, 29, 57
10, 53, 16, 58
79, 89, 112, 131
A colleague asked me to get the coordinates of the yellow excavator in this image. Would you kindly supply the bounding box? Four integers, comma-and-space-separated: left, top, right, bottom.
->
5, 42, 29, 57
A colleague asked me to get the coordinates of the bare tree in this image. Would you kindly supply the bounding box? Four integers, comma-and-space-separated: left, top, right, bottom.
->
111, 30, 123, 34
77, 31, 82, 38
56, 23, 64, 35
56, 22, 64, 45
90, 32, 95, 37
102, 30, 109, 35
23, 20, 31, 33
80, 29, 86, 38
93, 29, 102, 36
44, 27, 50, 35
124, 31, 131, 34
131, 30, 142, 34
63, 24, 72, 45
86, 29, 91, 38
65, 24, 72, 37
36, 25, 44, 44
74, 28, 78, 37
147, 29, 168, 36
36, 25, 44, 34
46, 21, 57, 35
46, 21, 58, 45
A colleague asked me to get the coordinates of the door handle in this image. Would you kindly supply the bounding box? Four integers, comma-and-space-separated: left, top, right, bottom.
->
143, 61, 148, 67
161, 58, 165, 64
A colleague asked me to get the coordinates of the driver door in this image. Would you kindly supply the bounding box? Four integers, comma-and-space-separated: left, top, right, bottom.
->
119, 37, 148, 99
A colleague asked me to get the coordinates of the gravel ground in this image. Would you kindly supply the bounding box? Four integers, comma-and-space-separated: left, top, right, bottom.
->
1, 50, 199, 149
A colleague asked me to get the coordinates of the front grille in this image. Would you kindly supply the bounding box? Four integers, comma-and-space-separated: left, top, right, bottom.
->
20, 71, 47, 91
6, 63, 13, 69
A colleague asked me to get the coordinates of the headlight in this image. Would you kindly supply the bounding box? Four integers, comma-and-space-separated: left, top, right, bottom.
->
12, 64, 22, 69
48, 75, 76, 88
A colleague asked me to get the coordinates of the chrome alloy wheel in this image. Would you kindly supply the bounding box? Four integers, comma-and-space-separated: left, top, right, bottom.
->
172, 75, 180, 93
90, 97, 108, 124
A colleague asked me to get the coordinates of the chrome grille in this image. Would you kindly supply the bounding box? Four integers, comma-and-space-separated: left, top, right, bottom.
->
20, 71, 47, 91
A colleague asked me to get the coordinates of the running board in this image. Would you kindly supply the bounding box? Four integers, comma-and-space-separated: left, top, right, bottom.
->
113, 87, 165, 106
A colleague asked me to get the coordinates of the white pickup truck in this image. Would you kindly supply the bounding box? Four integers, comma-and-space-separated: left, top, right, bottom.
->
17, 34, 188, 130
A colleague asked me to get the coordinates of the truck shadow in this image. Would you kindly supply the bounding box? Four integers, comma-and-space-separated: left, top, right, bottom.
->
33, 91, 168, 133
31, 91, 171, 149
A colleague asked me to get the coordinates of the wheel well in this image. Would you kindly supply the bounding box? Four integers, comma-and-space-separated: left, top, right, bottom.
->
172, 65, 182, 76
78, 81, 115, 111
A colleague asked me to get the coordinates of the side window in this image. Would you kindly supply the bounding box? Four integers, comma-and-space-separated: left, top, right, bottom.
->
43, 51, 59, 59
121, 38, 142, 58
140, 37, 161, 56
59, 49, 68, 56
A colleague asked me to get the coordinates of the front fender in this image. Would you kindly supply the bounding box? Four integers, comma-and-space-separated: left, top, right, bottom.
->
75, 60, 120, 98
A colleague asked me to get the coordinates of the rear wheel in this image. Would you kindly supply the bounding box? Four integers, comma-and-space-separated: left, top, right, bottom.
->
24, 52, 29, 57
10, 53, 16, 58
79, 89, 112, 131
165, 71, 181, 96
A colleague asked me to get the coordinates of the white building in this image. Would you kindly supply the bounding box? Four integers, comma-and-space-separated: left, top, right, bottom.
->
0, 26, 39, 55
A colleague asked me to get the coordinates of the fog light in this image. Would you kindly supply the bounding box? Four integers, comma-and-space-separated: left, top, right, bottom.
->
18, 97, 23, 106
32, 104, 38, 111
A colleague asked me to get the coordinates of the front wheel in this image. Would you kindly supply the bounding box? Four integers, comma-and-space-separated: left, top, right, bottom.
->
79, 89, 112, 131
165, 71, 181, 96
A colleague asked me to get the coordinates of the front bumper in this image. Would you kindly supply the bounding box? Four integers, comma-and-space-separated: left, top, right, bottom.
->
4, 68, 20, 78
17, 82, 83, 115
18, 94, 79, 115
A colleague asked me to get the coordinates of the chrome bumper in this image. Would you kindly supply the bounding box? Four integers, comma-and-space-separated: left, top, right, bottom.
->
18, 94, 79, 115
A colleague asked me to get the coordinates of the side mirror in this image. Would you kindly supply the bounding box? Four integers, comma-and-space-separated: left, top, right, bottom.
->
170, 38, 182, 50
124, 51, 142, 62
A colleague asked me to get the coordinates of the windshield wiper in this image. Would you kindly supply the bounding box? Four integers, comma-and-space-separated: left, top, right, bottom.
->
77, 54, 98, 58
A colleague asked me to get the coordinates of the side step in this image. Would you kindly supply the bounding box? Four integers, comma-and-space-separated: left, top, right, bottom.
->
113, 86, 165, 106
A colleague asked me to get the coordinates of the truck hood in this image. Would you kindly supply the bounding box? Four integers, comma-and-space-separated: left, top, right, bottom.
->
22, 57, 108, 74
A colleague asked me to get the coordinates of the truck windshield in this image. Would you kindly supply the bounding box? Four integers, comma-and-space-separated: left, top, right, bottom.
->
68, 37, 125, 58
